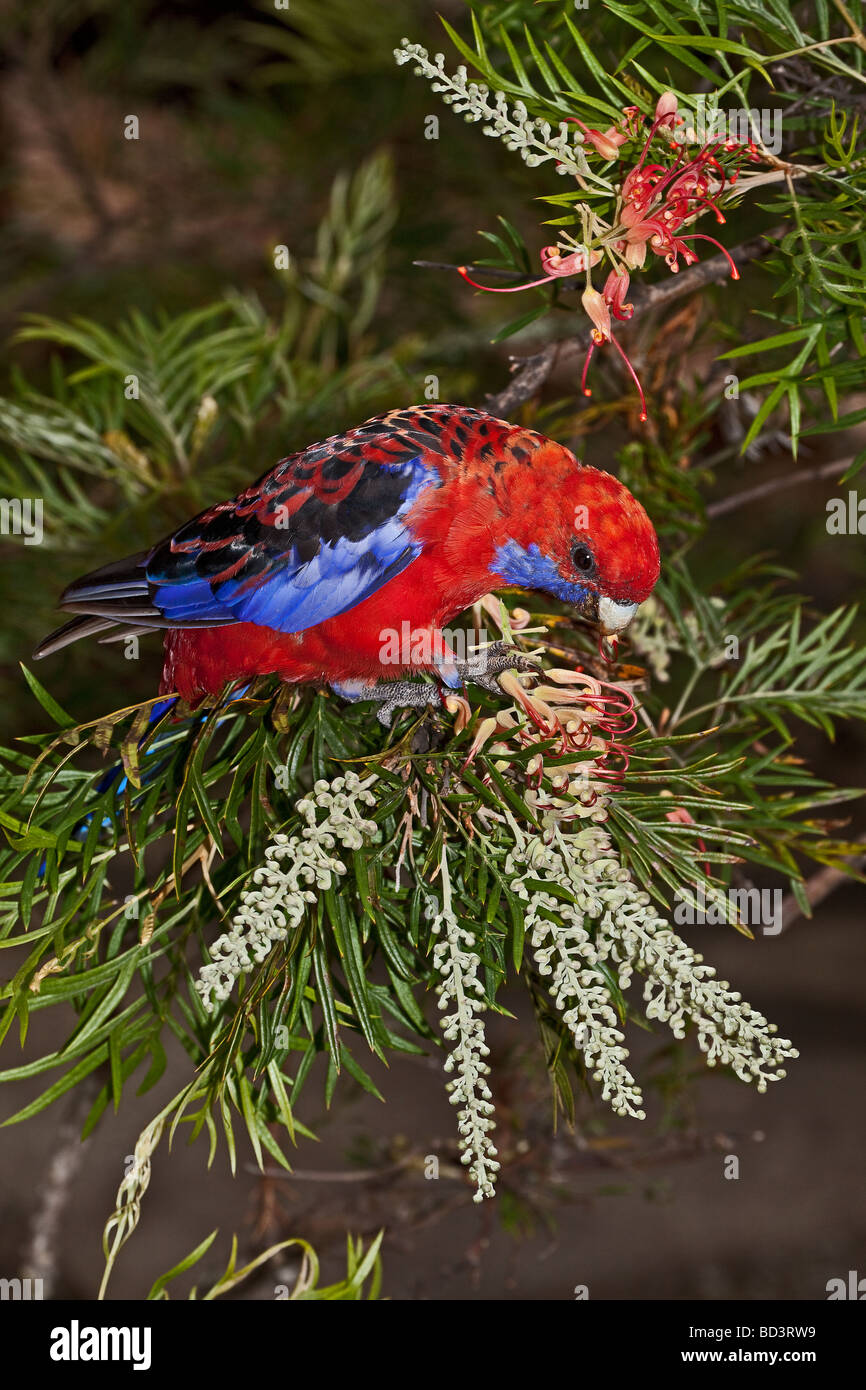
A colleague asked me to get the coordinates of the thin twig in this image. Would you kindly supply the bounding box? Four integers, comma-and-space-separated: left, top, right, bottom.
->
780, 838, 866, 933
243, 1159, 420, 1183
833, 0, 866, 54
706, 459, 850, 518
19, 1073, 102, 1297
480, 228, 785, 417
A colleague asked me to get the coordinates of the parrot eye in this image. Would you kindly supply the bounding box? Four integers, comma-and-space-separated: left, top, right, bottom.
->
571, 541, 596, 576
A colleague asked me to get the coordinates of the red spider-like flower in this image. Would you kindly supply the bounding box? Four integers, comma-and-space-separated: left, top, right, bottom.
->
618, 143, 743, 275
614, 93, 759, 274
454, 91, 761, 422
581, 271, 646, 421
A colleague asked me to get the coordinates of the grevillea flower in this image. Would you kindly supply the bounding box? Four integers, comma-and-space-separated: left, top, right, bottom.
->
567, 99, 656, 158
457, 243, 601, 294
463, 615, 639, 816
653, 91, 679, 130
604, 269, 634, 321
581, 271, 647, 422
571, 119, 629, 161
618, 142, 743, 276
581, 285, 611, 339
613, 91, 758, 276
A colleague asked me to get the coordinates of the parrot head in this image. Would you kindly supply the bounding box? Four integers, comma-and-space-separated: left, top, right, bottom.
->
487, 437, 660, 634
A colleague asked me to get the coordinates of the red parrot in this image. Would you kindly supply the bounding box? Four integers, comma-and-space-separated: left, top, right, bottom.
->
34, 404, 660, 721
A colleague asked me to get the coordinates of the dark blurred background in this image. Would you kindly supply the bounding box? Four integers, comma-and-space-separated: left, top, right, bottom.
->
0, 0, 863, 1300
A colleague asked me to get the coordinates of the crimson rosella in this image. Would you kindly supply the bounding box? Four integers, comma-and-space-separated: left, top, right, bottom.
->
34, 404, 660, 722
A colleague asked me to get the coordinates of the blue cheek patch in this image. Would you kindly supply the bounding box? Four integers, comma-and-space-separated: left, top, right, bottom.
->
491, 540, 591, 606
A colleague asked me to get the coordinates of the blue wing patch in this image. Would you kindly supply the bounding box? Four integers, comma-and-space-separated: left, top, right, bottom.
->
214, 524, 419, 632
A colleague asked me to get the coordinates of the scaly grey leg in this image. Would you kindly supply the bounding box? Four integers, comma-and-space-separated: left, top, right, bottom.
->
332, 677, 444, 727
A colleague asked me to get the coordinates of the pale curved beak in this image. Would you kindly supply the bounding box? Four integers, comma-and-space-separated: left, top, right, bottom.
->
598, 596, 639, 635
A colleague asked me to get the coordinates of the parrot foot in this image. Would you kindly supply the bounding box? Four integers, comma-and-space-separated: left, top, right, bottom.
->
365, 679, 445, 728
456, 641, 541, 695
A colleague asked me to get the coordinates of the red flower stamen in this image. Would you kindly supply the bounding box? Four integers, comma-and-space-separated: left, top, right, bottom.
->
457, 266, 557, 293
608, 333, 648, 421
676, 234, 740, 279
581, 336, 597, 397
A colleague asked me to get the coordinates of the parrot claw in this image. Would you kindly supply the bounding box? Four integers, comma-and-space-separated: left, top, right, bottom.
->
456, 641, 541, 695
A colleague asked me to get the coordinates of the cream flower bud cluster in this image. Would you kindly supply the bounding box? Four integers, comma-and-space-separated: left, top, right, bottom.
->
595, 882, 798, 1091
562, 826, 799, 1092
395, 39, 593, 178
194, 772, 378, 1013
507, 832, 645, 1118
431, 882, 500, 1202
504, 820, 797, 1112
